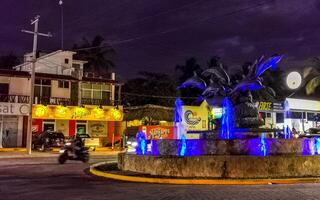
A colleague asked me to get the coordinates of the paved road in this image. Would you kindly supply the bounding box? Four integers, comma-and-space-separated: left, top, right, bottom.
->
1, 154, 320, 200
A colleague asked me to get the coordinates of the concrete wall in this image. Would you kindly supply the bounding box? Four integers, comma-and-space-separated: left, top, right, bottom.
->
9, 77, 30, 96
118, 153, 320, 178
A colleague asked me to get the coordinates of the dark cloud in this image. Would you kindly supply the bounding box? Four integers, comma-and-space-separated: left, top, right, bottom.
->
1, 0, 320, 80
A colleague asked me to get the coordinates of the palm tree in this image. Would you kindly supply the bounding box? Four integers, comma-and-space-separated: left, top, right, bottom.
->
73, 35, 115, 75
305, 57, 320, 95
0, 52, 20, 70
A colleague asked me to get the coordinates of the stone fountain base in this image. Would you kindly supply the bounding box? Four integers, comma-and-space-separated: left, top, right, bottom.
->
119, 138, 320, 178
118, 153, 320, 178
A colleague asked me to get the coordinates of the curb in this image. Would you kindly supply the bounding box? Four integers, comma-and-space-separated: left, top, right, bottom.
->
0, 148, 26, 152
90, 162, 320, 185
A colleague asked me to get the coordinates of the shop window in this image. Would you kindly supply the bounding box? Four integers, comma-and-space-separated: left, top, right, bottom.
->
276, 113, 284, 123
266, 112, 271, 118
291, 112, 303, 119
307, 113, 316, 121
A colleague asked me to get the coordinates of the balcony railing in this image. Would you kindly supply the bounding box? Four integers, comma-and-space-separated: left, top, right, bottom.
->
0, 94, 121, 107
34, 96, 77, 106
81, 98, 118, 106
0, 94, 30, 103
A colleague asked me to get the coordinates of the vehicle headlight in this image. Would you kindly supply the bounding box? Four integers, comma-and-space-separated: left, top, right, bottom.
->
131, 142, 138, 147
59, 149, 65, 153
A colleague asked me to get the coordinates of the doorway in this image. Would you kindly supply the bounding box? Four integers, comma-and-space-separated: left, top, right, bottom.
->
43, 121, 55, 132
76, 122, 87, 135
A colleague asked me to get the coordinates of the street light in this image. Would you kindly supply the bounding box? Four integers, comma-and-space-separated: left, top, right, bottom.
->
286, 71, 302, 90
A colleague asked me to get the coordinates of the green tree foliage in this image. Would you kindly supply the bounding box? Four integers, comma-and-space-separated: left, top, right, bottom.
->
73, 35, 115, 74
0, 53, 20, 70
122, 71, 178, 107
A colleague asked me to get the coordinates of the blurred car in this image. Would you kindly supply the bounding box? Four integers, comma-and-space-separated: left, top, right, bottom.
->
126, 136, 138, 153
300, 128, 320, 138
32, 131, 65, 151
73, 133, 99, 151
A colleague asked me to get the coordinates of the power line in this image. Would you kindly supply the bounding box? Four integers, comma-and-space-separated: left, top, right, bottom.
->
122, 92, 198, 99
71, 0, 272, 52
116, 0, 206, 27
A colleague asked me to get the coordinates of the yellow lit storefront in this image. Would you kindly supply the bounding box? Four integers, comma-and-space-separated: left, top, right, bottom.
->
32, 104, 123, 146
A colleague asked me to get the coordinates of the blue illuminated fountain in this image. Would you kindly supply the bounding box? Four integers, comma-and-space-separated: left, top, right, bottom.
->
174, 98, 185, 139
179, 134, 187, 156
136, 131, 147, 155
220, 97, 235, 139
121, 54, 320, 180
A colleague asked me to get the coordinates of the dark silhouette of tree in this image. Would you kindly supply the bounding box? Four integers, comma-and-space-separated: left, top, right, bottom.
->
175, 57, 202, 84
0, 53, 20, 70
304, 57, 320, 96
175, 57, 203, 105
73, 35, 115, 74
122, 71, 177, 107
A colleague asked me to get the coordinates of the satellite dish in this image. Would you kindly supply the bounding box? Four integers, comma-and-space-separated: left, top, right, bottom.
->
286, 71, 302, 90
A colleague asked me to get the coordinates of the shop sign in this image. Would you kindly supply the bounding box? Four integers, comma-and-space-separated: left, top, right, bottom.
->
88, 122, 106, 137
258, 102, 272, 111
32, 105, 123, 121
0, 102, 29, 116
139, 126, 174, 139
182, 101, 208, 131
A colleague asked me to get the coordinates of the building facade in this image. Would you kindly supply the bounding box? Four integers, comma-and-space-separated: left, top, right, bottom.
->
0, 50, 123, 148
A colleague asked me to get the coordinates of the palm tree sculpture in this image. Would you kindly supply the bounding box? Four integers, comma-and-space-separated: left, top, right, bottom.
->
179, 55, 283, 128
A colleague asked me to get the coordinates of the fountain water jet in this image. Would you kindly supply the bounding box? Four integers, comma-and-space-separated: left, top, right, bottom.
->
174, 98, 185, 139
136, 131, 147, 155
220, 97, 235, 139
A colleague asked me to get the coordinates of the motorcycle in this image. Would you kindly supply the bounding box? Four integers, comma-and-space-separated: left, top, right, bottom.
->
58, 141, 89, 164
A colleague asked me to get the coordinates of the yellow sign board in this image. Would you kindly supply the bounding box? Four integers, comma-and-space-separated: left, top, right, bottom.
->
182, 101, 209, 131
258, 102, 272, 111
32, 104, 123, 121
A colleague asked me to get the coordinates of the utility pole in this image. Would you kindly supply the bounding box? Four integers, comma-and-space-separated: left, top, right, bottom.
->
59, 0, 64, 49
22, 15, 52, 154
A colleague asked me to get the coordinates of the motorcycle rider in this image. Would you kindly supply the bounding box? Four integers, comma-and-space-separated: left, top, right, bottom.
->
73, 135, 85, 158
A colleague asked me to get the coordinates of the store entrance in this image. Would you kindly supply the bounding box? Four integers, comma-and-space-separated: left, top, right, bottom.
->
76, 122, 87, 136
43, 121, 55, 132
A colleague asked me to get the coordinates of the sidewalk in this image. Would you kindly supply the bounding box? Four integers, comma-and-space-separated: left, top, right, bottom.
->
0, 148, 121, 159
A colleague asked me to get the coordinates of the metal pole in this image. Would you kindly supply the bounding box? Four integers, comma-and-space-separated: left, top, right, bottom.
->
26, 16, 39, 155
22, 15, 52, 154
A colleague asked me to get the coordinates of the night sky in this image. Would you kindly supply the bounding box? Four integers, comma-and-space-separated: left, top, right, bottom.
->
1, 0, 320, 80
